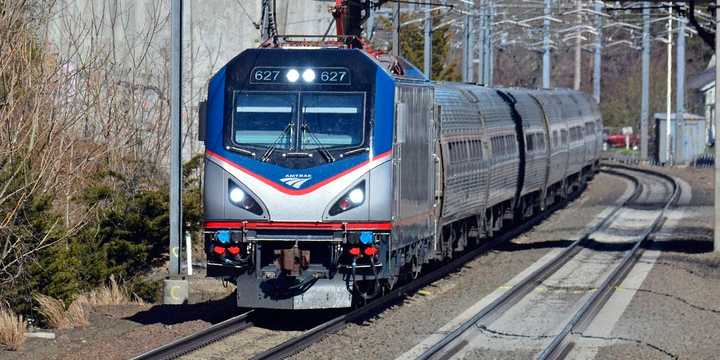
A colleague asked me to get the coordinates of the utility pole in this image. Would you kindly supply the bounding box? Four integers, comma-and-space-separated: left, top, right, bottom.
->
260, 0, 275, 42
640, 1, 650, 160
485, 1, 494, 86
462, 11, 470, 82
468, 9, 475, 82
593, 0, 602, 102
477, 1, 485, 84
164, 0, 188, 305
573, 0, 582, 90
714, 0, 720, 252
665, 6, 673, 164
676, 8, 686, 163
423, 2, 432, 78
393, 0, 401, 57
542, 0, 552, 88
367, 5, 375, 40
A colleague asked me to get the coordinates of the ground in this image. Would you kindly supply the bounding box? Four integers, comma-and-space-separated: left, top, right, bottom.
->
0, 273, 237, 360
591, 166, 719, 359
1, 167, 716, 360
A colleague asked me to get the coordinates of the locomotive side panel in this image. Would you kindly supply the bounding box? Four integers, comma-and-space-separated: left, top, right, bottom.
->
391, 84, 437, 251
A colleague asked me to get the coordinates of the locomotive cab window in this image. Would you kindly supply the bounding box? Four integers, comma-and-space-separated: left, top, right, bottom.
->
233, 92, 297, 149
231, 91, 365, 153
301, 93, 364, 150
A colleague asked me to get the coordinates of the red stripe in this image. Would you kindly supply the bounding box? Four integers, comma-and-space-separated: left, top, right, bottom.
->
205, 221, 244, 229
204, 221, 392, 231
345, 222, 392, 230
206, 149, 392, 196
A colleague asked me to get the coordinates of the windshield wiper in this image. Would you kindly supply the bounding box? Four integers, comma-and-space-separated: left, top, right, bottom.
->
261, 122, 293, 162
339, 147, 369, 158
301, 123, 335, 163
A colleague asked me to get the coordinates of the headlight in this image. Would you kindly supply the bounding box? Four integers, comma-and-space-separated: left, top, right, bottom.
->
229, 188, 245, 203
348, 188, 364, 204
329, 181, 365, 216
302, 69, 315, 82
228, 182, 263, 215
286, 69, 300, 82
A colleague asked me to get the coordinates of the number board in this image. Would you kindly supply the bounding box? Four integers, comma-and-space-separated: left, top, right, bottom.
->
250, 67, 351, 85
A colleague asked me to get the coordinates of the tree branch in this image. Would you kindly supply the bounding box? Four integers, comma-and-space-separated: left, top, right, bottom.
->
686, 1, 715, 51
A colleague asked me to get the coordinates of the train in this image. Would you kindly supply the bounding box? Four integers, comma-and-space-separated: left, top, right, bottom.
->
197, 44, 602, 310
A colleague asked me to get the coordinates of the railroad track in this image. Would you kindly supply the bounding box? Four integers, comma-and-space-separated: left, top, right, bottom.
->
133, 178, 589, 360
414, 164, 679, 360
131, 310, 254, 360
134, 165, 664, 360
249, 184, 590, 360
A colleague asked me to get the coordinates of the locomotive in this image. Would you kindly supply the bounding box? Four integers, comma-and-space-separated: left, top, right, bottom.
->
198, 45, 602, 310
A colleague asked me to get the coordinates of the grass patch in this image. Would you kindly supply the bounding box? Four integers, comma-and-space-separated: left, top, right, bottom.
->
75, 275, 146, 306
0, 306, 26, 351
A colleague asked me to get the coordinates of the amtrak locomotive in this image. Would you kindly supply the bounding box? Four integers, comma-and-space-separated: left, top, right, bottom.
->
198, 45, 602, 310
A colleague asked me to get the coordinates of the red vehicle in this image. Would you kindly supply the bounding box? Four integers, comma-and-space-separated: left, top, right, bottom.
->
605, 133, 639, 148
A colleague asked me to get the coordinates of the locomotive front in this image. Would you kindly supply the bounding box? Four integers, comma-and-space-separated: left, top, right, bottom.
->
201, 48, 395, 309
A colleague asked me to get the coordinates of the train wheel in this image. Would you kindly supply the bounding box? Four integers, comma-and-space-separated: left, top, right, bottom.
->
411, 255, 422, 279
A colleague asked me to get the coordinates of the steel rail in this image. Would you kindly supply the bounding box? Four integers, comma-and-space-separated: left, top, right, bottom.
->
251, 183, 592, 360
537, 165, 680, 360
415, 168, 643, 360
131, 310, 255, 360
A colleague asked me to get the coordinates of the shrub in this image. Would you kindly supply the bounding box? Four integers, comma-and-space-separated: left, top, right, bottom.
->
75, 275, 146, 306
0, 306, 26, 351
34, 294, 88, 329
34, 294, 70, 329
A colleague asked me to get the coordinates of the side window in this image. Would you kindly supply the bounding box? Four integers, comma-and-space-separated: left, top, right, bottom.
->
561, 129, 568, 145
553, 130, 559, 149
526, 133, 534, 152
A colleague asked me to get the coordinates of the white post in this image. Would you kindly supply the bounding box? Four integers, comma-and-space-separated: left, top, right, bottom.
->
185, 231, 193, 276
714, 0, 720, 252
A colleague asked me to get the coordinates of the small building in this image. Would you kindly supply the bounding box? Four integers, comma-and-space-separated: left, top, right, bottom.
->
655, 113, 706, 164
688, 55, 716, 146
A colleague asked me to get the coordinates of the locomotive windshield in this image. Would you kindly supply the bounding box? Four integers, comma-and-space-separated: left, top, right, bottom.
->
232, 91, 365, 152
234, 92, 297, 149
300, 93, 364, 150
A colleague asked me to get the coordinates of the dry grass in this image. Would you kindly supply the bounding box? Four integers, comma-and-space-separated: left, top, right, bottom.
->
0, 306, 26, 350
34, 294, 89, 330
75, 275, 144, 306
65, 300, 89, 328
34, 276, 144, 330
34, 294, 71, 329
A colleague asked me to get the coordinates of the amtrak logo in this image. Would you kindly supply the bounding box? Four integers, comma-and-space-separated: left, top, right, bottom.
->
279, 174, 312, 189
